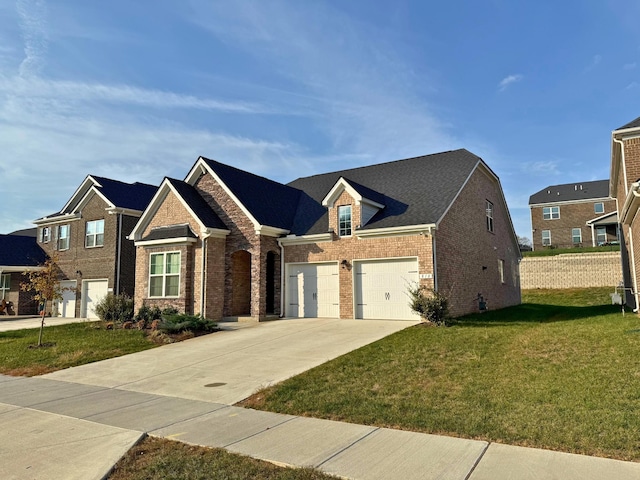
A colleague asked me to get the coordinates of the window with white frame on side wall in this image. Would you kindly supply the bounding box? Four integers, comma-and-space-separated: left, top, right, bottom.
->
0, 273, 9, 299
40, 227, 51, 243
85, 219, 104, 248
149, 252, 181, 297
486, 200, 494, 232
542, 206, 560, 220
58, 224, 70, 250
596, 227, 607, 245
572, 228, 582, 244
542, 230, 551, 246
594, 202, 604, 214
338, 205, 352, 236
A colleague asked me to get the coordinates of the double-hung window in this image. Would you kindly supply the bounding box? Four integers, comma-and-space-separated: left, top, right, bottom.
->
85, 220, 104, 248
58, 224, 70, 250
572, 228, 582, 245
542, 206, 560, 220
542, 230, 551, 246
0, 274, 9, 300
40, 227, 51, 243
338, 205, 352, 237
486, 200, 494, 232
149, 252, 180, 297
596, 227, 607, 245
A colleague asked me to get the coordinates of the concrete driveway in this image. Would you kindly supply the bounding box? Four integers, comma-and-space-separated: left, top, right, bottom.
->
43, 318, 418, 404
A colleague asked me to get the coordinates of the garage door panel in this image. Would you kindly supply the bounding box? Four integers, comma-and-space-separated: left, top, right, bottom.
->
56, 280, 77, 318
286, 263, 339, 318
355, 258, 419, 320
83, 280, 108, 319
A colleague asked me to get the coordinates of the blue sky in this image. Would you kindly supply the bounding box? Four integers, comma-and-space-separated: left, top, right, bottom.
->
2, 1, 639, 239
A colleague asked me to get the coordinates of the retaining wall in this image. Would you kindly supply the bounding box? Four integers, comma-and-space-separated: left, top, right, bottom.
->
520, 252, 622, 289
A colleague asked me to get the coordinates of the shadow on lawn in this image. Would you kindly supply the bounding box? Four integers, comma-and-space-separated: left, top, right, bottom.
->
452, 303, 620, 327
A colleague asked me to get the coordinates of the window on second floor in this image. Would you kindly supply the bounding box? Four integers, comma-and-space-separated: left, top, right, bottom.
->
338, 205, 352, 237
572, 228, 582, 244
486, 200, 494, 232
58, 224, 70, 250
0, 273, 9, 300
542, 206, 560, 220
542, 230, 551, 246
85, 219, 104, 248
594, 202, 604, 214
40, 227, 50, 243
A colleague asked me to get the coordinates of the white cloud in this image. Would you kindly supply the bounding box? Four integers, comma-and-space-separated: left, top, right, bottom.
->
625, 81, 639, 90
16, 0, 48, 78
584, 54, 602, 72
522, 160, 560, 176
498, 74, 523, 91
623, 62, 637, 70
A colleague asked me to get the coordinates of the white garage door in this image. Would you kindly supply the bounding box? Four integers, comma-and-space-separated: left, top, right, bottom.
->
355, 258, 420, 320
287, 263, 339, 318
56, 280, 77, 318
82, 279, 108, 319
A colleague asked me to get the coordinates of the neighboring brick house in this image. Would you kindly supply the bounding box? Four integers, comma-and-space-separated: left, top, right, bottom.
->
33, 176, 156, 319
0, 232, 47, 315
130, 149, 521, 320
529, 180, 618, 250
611, 115, 640, 310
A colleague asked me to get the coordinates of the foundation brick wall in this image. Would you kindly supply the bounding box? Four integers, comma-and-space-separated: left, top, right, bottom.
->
436, 167, 521, 317
531, 199, 617, 250
520, 252, 622, 289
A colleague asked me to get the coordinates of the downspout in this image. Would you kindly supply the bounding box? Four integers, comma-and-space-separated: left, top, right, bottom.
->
628, 228, 639, 312
116, 212, 123, 294
431, 228, 438, 291
200, 231, 212, 318
613, 137, 628, 196
278, 239, 285, 317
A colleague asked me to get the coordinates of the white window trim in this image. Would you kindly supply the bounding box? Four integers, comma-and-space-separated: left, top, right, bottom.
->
542, 206, 560, 220
594, 202, 604, 214
596, 226, 607, 245
85, 219, 105, 248
542, 230, 551, 246
40, 227, 51, 243
338, 205, 352, 237
486, 200, 494, 233
0, 273, 9, 300
149, 251, 181, 298
572, 228, 582, 244
498, 259, 505, 284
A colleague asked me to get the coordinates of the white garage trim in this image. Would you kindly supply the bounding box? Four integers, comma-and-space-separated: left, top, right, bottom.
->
81, 279, 109, 319
285, 262, 339, 318
353, 257, 420, 320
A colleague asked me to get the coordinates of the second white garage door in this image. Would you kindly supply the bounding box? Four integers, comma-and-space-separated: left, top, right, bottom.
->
287, 263, 339, 318
354, 258, 420, 320
82, 279, 108, 319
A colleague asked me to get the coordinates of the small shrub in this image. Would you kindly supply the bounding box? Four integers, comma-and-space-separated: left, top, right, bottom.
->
156, 314, 218, 334
162, 306, 179, 316
408, 284, 450, 326
94, 294, 134, 323
135, 303, 164, 323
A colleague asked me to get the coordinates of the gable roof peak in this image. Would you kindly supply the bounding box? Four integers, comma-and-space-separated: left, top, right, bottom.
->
616, 115, 640, 132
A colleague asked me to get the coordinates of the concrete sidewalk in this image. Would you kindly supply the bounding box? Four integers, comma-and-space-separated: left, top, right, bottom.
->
1, 374, 640, 480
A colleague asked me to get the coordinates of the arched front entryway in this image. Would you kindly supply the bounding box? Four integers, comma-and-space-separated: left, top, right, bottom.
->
266, 251, 276, 314
231, 250, 251, 316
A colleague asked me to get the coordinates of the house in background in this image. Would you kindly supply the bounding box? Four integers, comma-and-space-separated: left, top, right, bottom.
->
130, 148, 521, 320
0, 232, 47, 315
529, 180, 618, 250
34, 175, 156, 319
611, 115, 640, 310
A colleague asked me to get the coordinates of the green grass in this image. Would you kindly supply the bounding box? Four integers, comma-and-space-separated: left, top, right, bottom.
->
108, 436, 337, 480
0, 321, 157, 376
523, 245, 620, 257
241, 287, 640, 461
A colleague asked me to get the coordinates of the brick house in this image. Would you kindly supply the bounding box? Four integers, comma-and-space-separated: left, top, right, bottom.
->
0, 232, 47, 315
130, 149, 521, 320
33, 175, 156, 319
611, 115, 640, 309
529, 180, 618, 250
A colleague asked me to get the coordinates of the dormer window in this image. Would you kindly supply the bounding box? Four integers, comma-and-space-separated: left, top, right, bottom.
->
338, 205, 352, 237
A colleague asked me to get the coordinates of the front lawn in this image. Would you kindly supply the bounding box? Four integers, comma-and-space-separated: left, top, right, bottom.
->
241, 288, 640, 461
0, 321, 158, 376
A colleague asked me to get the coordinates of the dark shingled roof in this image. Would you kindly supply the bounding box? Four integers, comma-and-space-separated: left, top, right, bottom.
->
201, 158, 302, 230
9, 228, 37, 237
341, 177, 387, 206
617, 116, 640, 131
166, 178, 227, 230
91, 176, 157, 211
529, 180, 610, 205
288, 149, 482, 234
142, 225, 197, 242
0, 234, 46, 267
